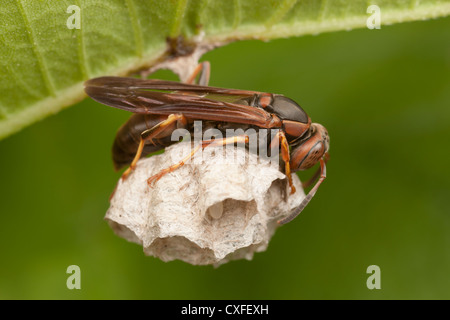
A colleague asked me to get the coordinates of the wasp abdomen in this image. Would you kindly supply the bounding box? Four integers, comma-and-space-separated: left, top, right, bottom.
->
112, 114, 177, 170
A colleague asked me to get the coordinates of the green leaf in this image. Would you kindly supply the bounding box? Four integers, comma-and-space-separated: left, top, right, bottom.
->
1, 0, 449, 139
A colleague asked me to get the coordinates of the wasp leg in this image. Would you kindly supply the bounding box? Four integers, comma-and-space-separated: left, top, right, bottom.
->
278, 156, 327, 225
121, 114, 187, 180
302, 152, 330, 189
147, 135, 249, 187
270, 131, 296, 195
186, 61, 210, 86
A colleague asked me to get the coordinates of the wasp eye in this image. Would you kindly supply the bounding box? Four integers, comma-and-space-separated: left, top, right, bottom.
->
301, 142, 325, 169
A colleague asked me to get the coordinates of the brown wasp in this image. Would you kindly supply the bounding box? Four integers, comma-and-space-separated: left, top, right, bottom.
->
85, 62, 329, 224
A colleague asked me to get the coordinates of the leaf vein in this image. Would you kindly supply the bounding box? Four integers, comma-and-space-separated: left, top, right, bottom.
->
6, 64, 43, 100
15, 0, 56, 96
76, 0, 90, 79
410, 0, 420, 9
195, 0, 210, 29
126, 0, 144, 58
318, 0, 329, 21
171, 0, 189, 37
233, 0, 242, 29
266, 0, 298, 28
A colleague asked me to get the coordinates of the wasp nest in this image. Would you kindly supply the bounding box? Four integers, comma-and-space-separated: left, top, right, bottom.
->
106, 142, 305, 266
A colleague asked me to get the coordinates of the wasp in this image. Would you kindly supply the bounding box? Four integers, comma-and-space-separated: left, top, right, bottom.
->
84, 62, 329, 224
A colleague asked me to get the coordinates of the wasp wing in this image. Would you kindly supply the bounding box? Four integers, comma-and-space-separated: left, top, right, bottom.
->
86, 76, 261, 96
85, 77, 279, 128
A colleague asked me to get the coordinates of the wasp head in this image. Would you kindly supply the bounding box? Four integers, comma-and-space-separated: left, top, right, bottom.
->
290, 123, 329, 172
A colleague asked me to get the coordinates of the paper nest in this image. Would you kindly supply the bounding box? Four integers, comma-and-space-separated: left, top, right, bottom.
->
106, 142, 305, 266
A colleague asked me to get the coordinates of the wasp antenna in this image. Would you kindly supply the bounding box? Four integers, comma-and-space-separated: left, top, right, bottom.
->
278, 193, 314, 225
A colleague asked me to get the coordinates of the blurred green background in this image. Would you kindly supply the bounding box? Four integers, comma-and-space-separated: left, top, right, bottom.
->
0, 16, 449, 300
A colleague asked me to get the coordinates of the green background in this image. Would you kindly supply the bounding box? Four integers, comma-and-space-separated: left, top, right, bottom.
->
0, 16, 449, 299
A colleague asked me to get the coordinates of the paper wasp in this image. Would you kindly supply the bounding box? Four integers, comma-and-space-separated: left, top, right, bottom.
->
85, 62, 329, 224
